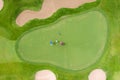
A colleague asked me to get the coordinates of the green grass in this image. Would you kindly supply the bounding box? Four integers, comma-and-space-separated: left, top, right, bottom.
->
0, 0, 120, 80
112, 72, 120, 80
0, 36, 21, 63
0, 62, 56, 80
0, 0, 99, 40
16, 11, 107, 70
0, 0, 43, 39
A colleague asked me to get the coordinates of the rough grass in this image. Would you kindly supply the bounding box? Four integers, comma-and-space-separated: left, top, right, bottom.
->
0, 0, 99, 40
0, 0, 43, 39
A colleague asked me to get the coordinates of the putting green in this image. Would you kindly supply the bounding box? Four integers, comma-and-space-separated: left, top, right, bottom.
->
16, 11, 107, 70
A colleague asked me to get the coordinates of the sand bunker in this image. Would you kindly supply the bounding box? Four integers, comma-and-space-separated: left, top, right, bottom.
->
16, 0, 96, 26
88, 69, 107, 80
35, 70, 56, 80
0, 0, 3, 11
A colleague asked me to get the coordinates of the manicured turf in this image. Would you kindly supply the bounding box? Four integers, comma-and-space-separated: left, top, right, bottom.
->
0, 0, 43, 39
0, 0, 97, 40
0, 36, 21, 63
16, 11, 107, 70
0, 0, 120, 80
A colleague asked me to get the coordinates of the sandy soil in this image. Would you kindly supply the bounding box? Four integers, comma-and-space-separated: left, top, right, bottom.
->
35, 70, 56, 80
0, 0, 3, 11
16, 0, 96, 26
88, 69, 107, 80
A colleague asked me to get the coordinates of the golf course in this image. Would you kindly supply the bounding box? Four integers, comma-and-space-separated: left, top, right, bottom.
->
0, 0, 120, 80
16, 11, 107, 70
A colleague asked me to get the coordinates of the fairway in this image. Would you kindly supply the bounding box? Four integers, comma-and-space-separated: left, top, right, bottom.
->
0, 36, 21, 63
16, 11, 107, 70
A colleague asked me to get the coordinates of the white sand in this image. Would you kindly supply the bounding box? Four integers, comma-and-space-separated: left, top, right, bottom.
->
16, 0, 96, 26
88, 69, 107, 80
35, 70, 56, 80
0, 0, 3, 11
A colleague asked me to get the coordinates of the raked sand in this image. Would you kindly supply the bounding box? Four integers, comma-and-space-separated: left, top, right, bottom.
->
16, 0, 96, 26
0, 0, 3, 11
88, 69, 107, 80
35, 70, 56, 80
